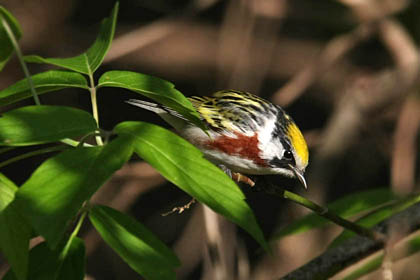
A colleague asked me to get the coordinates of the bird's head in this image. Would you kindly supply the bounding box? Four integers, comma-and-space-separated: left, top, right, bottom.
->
259, 110, 309, 188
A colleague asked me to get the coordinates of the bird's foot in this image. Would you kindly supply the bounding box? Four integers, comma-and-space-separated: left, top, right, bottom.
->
162, 198, 196, 216
231, 172, 255, 187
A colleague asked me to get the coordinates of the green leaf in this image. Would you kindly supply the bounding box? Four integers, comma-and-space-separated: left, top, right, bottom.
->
0, 6, 22, 71
0, 173, 31, 280
329, 194, 420, 248
23, 3, 118, 74
273, 188, 397, 240
98, 70, 205, 131
0, 105, 97, 146
0, 172, 17, 211
56, 237, 85, 280
0, 70, 88, 106
89, 205, 179, 280
3, 238, 85, 280
15, 136, 133, 248
115, 121, 268, 250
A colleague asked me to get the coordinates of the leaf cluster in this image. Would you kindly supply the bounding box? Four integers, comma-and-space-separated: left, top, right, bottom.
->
0, 3, 265, 280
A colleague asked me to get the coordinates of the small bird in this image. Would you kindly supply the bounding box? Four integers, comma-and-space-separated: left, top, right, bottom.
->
126, 90, 309, 188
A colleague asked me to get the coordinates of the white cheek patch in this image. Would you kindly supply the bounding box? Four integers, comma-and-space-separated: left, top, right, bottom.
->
257, 118, 284, 162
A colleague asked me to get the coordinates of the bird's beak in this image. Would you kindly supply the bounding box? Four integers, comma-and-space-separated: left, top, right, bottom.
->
288, 164, 307, 189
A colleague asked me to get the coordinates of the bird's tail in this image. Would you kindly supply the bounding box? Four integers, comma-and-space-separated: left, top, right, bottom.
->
125, 99, 166, 114
126, 99, 190, 130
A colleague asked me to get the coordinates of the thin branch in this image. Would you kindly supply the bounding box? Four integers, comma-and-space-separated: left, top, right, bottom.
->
0, 147, 15, 155
267, 187, 385, 241
0, 145, 68, 169
0, 14, 40, 105
335, 229, 420, 280
84, 54, 103, 146
55, 210, 87, 279
279, 202, 420, 280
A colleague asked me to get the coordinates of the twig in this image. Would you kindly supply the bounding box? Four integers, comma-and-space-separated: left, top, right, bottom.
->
335, 229, 420, 280
280, 202, 420, 280
267, 187, 385, 242
85, 54, 103, 146
0, 14, 40, 105
162, 198, 196, 216
0, 145, 68, 169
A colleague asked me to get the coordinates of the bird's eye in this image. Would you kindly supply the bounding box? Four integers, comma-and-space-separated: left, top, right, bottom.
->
283, 150, 293, 160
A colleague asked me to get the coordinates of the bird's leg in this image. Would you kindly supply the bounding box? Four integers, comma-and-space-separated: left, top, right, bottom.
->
162, 198, 196, 216
161, 168, 254, 216
218, 164, 256, 187
231, 172, 255, 187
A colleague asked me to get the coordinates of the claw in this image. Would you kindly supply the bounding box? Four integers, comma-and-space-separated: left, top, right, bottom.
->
162, 198, 196, 216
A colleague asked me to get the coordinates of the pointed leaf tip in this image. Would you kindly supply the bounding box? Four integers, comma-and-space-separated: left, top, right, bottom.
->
90, 205, 179, 280
23, 2, 118, 74
0, 6, 22, 71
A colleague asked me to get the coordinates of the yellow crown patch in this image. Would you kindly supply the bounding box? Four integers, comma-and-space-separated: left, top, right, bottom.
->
287, 123, 309, 165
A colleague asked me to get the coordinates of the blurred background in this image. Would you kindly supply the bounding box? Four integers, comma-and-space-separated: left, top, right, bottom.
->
1, 0, 420, 279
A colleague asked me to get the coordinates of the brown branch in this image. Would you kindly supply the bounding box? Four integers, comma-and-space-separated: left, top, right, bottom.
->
280, 202, 420, 280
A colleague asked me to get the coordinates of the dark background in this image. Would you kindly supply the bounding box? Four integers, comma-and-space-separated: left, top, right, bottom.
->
1, 0, 420, 279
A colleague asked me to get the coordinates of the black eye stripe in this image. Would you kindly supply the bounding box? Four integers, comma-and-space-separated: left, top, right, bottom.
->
269, 149, 296, 168
269, 157, 288, 168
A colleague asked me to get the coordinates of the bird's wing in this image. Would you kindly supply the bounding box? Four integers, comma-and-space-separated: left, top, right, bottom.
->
189, 90, 273, 133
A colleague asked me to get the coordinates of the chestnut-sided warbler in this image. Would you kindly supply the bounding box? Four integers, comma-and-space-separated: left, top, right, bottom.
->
126, 90, 309, 188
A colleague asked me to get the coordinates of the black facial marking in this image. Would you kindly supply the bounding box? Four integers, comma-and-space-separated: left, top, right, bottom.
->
269, 157, 288, 168
269, 149, 296, 168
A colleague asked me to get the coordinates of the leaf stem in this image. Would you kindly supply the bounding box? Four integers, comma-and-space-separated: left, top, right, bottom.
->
0, 146, 15, 155
2, 17, 98, 148
0, 15, 40, 105
0, 145, 68, 169
55, 210, 87, 278
277, 189, 385, 241
59, 210, 86, 261
85, 55, 103, 146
